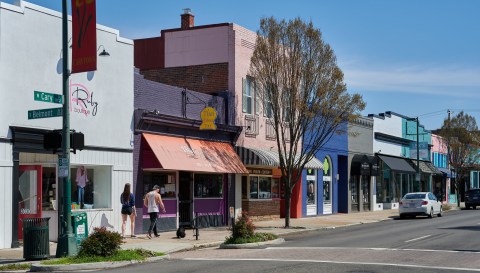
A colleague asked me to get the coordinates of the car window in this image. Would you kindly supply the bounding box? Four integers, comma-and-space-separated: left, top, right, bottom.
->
404, 194, 426, 199
429, 193, 436, 200
469, 189, 480, 195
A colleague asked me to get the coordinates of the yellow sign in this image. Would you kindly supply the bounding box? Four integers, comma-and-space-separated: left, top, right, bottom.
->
200, 107, 217, 130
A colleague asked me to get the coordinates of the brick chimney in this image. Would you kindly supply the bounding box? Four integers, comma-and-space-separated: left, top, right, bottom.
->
181, 8, 194, 29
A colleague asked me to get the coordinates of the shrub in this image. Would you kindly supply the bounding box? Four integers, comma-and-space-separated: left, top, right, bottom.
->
230, 211, 255, 239
443, 203, 452, 211
78, 227, 123, 257
224, 232, 278, 245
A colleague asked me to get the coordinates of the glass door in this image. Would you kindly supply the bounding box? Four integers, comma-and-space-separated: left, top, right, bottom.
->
18, 165, 42, 240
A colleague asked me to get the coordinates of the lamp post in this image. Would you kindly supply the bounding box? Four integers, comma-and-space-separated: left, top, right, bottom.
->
56, 0, 78, 257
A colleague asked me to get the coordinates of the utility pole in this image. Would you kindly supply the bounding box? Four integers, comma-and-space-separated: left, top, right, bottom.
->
56, 0, 78, 257
416, 117, 420, 190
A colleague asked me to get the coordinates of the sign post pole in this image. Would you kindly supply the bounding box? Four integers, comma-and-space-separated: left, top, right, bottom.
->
56, 0, 77, 257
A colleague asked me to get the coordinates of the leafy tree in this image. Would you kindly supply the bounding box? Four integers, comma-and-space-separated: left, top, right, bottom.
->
437, 111, 480, 206
249, 17, 365, 227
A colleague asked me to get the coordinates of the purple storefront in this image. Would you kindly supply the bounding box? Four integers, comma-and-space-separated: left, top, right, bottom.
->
134, 70, 247, 232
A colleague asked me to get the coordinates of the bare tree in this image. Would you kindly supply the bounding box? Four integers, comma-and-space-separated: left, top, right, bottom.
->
250, 17, 365, 227
437, 111, 480, 207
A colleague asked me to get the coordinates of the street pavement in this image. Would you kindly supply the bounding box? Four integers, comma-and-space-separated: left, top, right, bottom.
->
0, 204, 461, 268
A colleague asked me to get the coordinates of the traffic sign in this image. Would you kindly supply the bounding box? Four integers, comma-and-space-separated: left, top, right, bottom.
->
58, 156, 69, 178
28, 107, 63, 120
34, 91, 63, 104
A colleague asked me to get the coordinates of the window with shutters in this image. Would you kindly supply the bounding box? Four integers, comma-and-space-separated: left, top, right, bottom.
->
242, 77, 255, 114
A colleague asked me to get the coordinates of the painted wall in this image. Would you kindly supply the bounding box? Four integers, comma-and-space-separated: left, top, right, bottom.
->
402, 119, 431, 160
432, 134, 447, 154
0, 1, 133, 149
371, 114, 403, 157
164, 26, 230, 67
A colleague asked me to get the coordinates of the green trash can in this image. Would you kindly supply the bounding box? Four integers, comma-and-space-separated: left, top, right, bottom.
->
71, 212, 88, 246
22, 217, 50, 260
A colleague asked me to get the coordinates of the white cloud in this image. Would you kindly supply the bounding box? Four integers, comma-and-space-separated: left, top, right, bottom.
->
341, 63, 480, 98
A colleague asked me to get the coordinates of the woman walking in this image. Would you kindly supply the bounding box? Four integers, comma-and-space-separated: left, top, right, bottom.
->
120, 183, 136, 238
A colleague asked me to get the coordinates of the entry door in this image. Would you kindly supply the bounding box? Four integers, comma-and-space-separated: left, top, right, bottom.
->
18, 165, 42, 239
350, 176, 359, 212
323, 177, 332, 214
362, 175, 370, 211
178, 172, 193, 227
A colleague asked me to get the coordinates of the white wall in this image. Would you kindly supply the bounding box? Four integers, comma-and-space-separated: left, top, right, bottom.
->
0, 1, 133, 149
0, 143, 13, 249
372, 114, 403, 157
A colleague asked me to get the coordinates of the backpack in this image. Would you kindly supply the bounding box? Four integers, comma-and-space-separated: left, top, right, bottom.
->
176, 226, 186, 239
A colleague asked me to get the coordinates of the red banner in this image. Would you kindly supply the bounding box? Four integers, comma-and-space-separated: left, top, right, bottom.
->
71, 0, 97, 73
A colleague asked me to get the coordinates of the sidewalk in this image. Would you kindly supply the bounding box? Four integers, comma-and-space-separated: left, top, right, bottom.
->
0, 205, 461, 265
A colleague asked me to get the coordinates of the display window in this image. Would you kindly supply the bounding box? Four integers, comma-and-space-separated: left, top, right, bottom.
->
70, 165, 111, 209
143, 171, 176, 198
194, 173, 223, 198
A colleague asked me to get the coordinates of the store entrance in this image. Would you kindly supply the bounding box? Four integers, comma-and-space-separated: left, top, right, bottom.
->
178, 172, 193, 227
18, 165, 42, 240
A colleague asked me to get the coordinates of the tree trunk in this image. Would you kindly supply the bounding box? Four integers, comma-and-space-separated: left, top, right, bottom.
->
284, 191, 291, 228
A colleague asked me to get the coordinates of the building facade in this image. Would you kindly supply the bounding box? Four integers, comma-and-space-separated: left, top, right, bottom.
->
134, 11, 322, 220
0, 1, 133, 248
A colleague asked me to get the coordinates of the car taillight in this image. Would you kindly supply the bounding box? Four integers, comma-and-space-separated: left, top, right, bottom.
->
399, 201, 403, 206
421, 201, 428, 205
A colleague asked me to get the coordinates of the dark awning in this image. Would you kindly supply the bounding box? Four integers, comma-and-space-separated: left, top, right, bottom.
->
378, 155, 416, 174
351, 154, 371, 176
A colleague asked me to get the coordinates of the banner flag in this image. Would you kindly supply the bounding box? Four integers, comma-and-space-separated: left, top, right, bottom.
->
71, 0, 97, 73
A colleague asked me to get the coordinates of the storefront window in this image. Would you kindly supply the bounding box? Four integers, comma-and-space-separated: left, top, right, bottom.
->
350, 176, 358, 204
271, 178, 280, 198
362, 175, 370, 203
194, 174, 223, 198
143, 172, 176, 198
42, 167, 56, 210
249, 176, 275, 199
71, 165, 111, 209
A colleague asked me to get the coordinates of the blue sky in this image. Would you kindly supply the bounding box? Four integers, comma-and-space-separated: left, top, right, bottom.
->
9, 0, 480, 130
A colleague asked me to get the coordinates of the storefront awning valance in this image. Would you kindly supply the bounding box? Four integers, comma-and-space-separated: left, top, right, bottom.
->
378, 155, 416, 174
438, 167, 454, 178
351, 154, 380, 176
235, 146, 323, 169
411, 160, 443, 175
143, 133, 248, 174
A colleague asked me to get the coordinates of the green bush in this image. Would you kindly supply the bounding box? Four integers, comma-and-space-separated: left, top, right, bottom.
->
230, 211, 255, 239
224, 232, 278, 245
78, 227, 123, 257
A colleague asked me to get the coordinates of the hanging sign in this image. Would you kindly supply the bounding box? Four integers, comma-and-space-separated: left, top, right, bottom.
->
71, 0, 97, 73
200, 107, 217, 130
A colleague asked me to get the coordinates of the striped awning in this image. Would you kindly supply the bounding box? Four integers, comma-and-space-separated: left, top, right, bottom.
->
235, 146, 323, 169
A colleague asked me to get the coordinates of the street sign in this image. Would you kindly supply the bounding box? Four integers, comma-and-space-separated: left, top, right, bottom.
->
34, 91, 63, 104
28, 107, 63, 120
58, 156, 69, 178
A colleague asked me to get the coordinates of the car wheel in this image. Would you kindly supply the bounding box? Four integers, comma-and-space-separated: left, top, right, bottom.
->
399, 214, 405, 219
437, 206, 443, 217
474, 206, 477, 210
466, 205, 471, 210
428, 207, 434, 218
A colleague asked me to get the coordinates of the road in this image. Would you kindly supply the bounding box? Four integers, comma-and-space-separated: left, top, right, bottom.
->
99, 209, 480, 273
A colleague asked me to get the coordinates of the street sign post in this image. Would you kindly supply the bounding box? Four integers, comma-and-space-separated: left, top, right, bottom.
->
34, 91, 63, 104
28, 107, 63, 120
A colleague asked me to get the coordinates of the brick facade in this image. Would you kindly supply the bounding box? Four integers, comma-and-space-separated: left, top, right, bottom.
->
140, 62, 229, 95
242, 200, 281, 221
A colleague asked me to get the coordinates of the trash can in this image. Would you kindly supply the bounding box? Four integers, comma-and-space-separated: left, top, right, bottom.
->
71, 212, 88, 246
22, 217, 50, 260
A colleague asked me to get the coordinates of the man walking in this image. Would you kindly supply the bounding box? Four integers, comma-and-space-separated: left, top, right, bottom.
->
143, 185, 166, 239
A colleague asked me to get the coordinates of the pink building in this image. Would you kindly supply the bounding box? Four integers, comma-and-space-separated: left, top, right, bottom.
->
134, 10, 322, 219
431, 134, 455, 203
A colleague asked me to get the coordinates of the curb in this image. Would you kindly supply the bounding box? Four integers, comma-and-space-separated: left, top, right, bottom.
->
219, 238, 285, 249
29, 255, 168, 272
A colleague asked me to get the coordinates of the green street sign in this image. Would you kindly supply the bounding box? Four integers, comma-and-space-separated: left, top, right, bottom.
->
28, 107, 63, 120
34, 91, 63, 104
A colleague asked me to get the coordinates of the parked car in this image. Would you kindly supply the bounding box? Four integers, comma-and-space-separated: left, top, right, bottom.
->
465, 189, 480, 209
399, 192, 443, 219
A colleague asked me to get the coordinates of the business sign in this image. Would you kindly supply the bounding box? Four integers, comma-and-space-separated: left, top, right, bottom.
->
34, 91, 63, 104
28, 107, 63, 120
71, 0, 97, 73
200, 107, 217, 130
410, 142, 429, 159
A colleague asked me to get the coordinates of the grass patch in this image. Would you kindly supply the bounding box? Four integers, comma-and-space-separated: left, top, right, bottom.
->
41, 249, 164, 265
443, 203, 452, 211
0, 263, 31, 271
224, 232, 278, 245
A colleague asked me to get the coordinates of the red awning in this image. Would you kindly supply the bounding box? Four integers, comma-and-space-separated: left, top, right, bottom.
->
143, 133, 248, 174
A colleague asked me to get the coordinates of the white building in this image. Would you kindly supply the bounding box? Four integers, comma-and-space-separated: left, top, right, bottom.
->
0, 1, 133, 249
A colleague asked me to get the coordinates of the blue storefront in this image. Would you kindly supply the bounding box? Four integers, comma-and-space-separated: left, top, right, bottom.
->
302, 122, 349, 216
